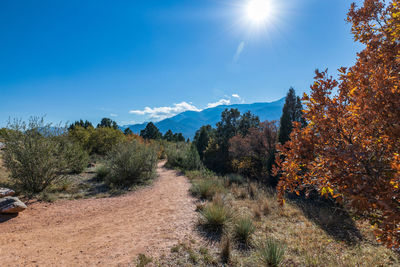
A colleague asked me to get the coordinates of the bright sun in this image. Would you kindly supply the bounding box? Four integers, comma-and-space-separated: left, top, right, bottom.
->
245, 0, 272, 25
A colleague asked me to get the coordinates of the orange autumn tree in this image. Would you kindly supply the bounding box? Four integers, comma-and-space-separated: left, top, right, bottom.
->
274, 0, 400, 248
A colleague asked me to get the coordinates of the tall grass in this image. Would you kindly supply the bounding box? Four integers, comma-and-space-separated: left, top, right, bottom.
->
190, 178, 225, 200
200, 202, 231, 232
234, 216, 255, 245
258, 238, 285, 267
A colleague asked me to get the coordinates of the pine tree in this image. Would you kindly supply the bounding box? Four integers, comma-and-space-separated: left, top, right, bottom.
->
140, 122, 162, 140
97, 118, 118, 130
278, 88, 305, 144
163, 129, 174, 141
193, 125, 213, 160
124, 128, 133, 136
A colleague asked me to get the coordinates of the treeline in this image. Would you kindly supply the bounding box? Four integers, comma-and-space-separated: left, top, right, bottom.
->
191, 87, 304, 186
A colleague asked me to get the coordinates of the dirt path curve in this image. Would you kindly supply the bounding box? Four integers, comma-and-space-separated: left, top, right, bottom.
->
0, 162, 200, 266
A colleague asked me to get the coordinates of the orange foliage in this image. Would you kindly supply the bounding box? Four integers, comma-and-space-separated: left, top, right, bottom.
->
125, 133, 144, 143
275, 0, 400, 248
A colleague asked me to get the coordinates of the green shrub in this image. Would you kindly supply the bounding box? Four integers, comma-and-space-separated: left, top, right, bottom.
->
226, 173, 245, 185
185, 169, 216, 180
234, 216, 255, 244
67, 126, 94, 152
258, 239, 285, 267
165, 142, 202, 171
90, 127, 125, 155
96, 165, 111, 180
2, 117, 77, 193
62, 140, 89, 174
190, 178, 225, 200
200, 202, 231, 231
105, 140, 157, 186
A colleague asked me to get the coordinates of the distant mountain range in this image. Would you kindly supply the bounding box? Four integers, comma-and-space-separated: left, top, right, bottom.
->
121, 98, 285, 139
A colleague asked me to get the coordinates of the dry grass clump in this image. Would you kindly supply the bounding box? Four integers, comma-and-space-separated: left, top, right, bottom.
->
248, 182, 259, 200
230, 183, 248, 199
200, 201, 232, 232
252, 197, 270, 220
258, 238, 285, 267
190, 178, 225, 200
220, 235, 232, 264
164, 241, 218, 266
233, 215, 255, 245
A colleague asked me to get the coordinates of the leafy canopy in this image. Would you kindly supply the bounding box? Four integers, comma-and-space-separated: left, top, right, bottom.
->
275, 0, 400, 248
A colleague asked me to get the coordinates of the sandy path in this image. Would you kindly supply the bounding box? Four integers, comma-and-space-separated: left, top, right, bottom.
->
0, 162, 200, 266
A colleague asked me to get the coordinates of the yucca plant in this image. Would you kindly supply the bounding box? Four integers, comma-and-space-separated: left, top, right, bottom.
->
258, 238, 285, 267
234, 216, 255, 245
200, 202, 231, 232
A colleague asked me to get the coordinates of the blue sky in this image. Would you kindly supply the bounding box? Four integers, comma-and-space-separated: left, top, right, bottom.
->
0, 0, 363, 126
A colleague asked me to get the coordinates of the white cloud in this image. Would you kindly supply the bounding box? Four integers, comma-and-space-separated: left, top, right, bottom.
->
129, 102, 201, 121
232, 94, 240, 99
129, 96, 246, 121
233, 41, 245, 62
207, 99, 231, 108
110, 113, 118, 117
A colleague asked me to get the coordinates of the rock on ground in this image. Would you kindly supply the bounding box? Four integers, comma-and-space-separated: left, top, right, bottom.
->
0, 196, 27, 214
0, 188, 15, 198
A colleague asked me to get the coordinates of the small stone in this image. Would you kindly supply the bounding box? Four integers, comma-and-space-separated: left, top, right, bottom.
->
0, 188, 15, 198
0, 197, 27, 214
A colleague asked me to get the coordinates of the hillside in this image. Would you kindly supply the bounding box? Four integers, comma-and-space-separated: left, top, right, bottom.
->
122, 98, 285, 139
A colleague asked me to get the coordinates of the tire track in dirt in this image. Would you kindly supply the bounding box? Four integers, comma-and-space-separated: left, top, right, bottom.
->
0, 162, 200, 266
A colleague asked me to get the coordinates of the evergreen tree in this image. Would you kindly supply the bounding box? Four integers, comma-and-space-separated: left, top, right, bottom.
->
193, 125, 213, 160
238, 111, 260, 136
163, 129, 174, 141
140, 122, 162, 140
278, 88, 306, 144
69, 120, 93, 130
204, 109, 241, 173
97, 118, 118, 130
124, 128, 133, 136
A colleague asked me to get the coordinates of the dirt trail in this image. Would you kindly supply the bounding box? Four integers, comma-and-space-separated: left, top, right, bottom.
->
0, 162, 200, 266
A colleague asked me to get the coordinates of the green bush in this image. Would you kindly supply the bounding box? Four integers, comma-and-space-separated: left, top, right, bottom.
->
67, 126, 94, 152
62, 140, 89, 174
258, 239, 285, 267
2, 117, 77, 193
90, 127, 125, 155
68, 126, 125, 155
96, 165, 111, 180
190, 178, 225, 200
165, 142, 202, 171
105, 140, 157, 186
200, 202, 231, 232
234, 216, 255, 244
226, 173, 245, 185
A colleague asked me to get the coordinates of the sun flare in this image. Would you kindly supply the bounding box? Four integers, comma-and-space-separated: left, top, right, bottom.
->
245, 0, 272, 25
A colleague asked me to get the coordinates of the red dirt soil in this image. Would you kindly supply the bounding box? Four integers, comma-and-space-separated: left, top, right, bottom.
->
0, 162, 200, 266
